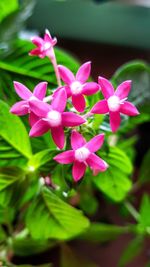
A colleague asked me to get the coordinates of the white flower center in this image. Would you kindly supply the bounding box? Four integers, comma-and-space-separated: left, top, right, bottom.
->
71, 81, 83, 95
75, 147, 90, 162
43, 42, 51, 51
29, 95, 38, 101
47, 110, 62, 127
107, 95, 120, 112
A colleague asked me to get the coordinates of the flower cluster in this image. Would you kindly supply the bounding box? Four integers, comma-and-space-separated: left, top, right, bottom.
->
10, 29, 139, 181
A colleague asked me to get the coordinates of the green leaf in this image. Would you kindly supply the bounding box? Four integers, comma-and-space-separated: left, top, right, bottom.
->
0, 0, 18, 22
26, 187, 90, 240
0, 226, 6, 242
27, 149, 57, 171
138, 195, 150, 234
94, 146, 133, 202
0, 100, 32, 166
80, 223, 129, 243
0, 39, 80, 105
12, 230, 54, 256
139, 149, 150, 183
112, 60, 150, 109
118, 236, 144, 267
0, 166, 25, 191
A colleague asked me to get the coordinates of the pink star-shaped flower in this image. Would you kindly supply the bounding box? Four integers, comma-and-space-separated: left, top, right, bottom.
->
10, 81, 47, 126
29, 88, 86, 149
91, 77, 139, 132
29, 29, 57, 59
54, 130, 108, 182
57, 62, 99, 112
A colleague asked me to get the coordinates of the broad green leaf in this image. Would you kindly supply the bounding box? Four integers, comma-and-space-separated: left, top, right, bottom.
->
0, 0, 18, 22
139, 149, 150, 183
80, 223, 129, 243
61, 244, 98, 267
94, 146, 133, 202
12, 231, 54, 256
0, 39, 80, 105
112, 61, 150, 109
0, 100, 32, 166
27, 149, 57, 171
118, 236, 144, 267
138, 195, 150, 234
0, 166, 25, 191
26, 187, 89, 240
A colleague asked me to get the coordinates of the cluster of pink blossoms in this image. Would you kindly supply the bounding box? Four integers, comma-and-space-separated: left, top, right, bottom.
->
10, 30, 139, 182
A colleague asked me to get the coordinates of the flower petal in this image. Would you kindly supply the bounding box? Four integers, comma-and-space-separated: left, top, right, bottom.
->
82, 82, 99, 96
72, 161, 86, 182
51, 88, 67, 112
54, 150, 74, 164
86, 153, 108, 172
29, 48, 41, 56
29, 119, 49, 137
10, 101, 29, 116
109, 111, 121, 132
29, 112, 39, 127
33, 82, 47, 100
72, 94, 86, 112
44, 29, 52, 42
29, 100, 51, 117
71, 130, 86, 150
31, 36, 43, 46
91, 99, 109, 114
115, 80, 132, 99
76, 61, 91, 83
85, 133, 105, 153
58, 65, 75, 85
120, 101, 139, 116
62, 112, 86, 127
98, 76, 114, 99
14, 81, 32, 100
51, 126, 65, 149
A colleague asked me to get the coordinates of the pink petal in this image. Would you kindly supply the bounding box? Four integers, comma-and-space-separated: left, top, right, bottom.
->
14, 82, 32, 100
76, 61, 91, 83
51, 88, 67, 112
29, 100, 51, 117
62, 112, 85, 127
109, 111, 121, 132
29, 119, 49, 137
54, 150, 74, 164
98, 77, 114, 99
86, 153, 108, 172
29, 48, 41, 56
72, 161, 86, 182
31, 36, 43, 47
91, 99, 109, 114
82, 82, 99, 96
71, 130, 86, 150
58, 65, 75, 85
115, 80, 132, 99
33, 82, 47, 100
120, 101, 139, 116
72, 94, 86, 112
44, 29, 52, 42
51, 126, 65, 149
85, 133, 105, 153
10, 101, 29, 115
29, 112, 39, 127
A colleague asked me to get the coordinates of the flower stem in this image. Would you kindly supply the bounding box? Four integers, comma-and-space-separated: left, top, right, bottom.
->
124, 201, 140, 221
49, 51, 62, 87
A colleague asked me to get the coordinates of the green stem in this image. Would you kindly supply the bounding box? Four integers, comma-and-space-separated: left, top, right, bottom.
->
124, 201, 140, 221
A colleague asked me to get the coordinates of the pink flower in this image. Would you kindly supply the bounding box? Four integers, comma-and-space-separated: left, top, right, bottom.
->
57, 62, 99, 112
54, 130, 108, 182
29, 29, 57, 59
29, 88, 86, 149
10, 81, 47, 126
91, 77, 139, 132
